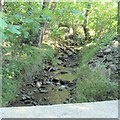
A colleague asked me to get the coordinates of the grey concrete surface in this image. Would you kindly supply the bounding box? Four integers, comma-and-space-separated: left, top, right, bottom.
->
0, 100, 119, 118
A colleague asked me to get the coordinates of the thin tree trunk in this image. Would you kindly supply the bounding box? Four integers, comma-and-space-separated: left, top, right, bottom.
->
37, 0, 57, 47
0, 0, 4, 11
37, 0, 50, 47
83, 3, 91, 41
118, 1, 120, 36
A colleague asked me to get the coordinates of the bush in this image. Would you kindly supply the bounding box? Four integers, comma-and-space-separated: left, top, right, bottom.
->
75, 65, 118, 102
2, 43, 55, 106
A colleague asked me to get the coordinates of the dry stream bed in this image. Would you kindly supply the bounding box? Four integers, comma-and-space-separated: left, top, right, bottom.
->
8, 46, 80, 106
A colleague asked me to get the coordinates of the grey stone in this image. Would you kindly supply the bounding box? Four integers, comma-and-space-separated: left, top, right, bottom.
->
39, 89, 48, 93
106, 55, 112, 61
110, 64, 117, 71
97, 52, 104, 57
104, 48, 112, 54
24, 100, 31, 104
32, 101, 38, 105
21, 96, 27, 101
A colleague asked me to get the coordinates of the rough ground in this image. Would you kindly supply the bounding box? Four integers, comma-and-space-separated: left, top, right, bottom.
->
1, 100, 118, 118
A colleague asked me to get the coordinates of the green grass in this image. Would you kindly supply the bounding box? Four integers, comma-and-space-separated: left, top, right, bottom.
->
55, 73, 77, 82
75, 32, 118, 102
2, 79, 22, 106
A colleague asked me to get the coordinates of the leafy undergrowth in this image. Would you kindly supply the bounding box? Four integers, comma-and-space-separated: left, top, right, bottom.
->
2, 43, 55, 106
75, 32, 118, 103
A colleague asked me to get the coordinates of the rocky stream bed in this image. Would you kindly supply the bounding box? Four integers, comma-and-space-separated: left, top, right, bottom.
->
8, 45, 80, 107
7, 37, 120, 107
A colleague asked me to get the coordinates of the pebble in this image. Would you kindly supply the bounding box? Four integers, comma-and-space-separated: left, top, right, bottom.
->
39, 89, 48, 93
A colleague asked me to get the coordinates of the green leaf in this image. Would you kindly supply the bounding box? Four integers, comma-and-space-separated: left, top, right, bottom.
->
25, 18, 33, 23
79, 14, 86, 20
72, 10, 81, 14
14, 14, 22, 20
23, 31, 29, 38
42, 9, 52, 16
0, 18, 7, 28
8, 25, 21, 35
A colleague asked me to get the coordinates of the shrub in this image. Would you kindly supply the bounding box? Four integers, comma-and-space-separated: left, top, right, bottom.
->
75, 65, 118, 102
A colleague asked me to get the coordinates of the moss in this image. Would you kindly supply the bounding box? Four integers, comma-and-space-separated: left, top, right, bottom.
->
55, 73, 77, 82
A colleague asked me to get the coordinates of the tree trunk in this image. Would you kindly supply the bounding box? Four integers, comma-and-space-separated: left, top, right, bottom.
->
0, 0, 4, 11
118, 1, 120, 36
37, 1, 50, 47
83, 3, 91, 41
37, 0, 57, 47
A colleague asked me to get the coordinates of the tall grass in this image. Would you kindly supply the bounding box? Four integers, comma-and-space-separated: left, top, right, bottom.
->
75, 32, 118, 102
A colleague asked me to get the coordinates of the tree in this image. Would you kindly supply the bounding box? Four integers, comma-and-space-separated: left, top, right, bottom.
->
118, 1, 120, 35
82, 2, 91, 41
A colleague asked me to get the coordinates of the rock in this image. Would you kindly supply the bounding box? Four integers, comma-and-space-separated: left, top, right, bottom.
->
97, 52, 104, 57
104, 48, 112, 54
43, 97, 47, 101
57, 60, 63, 65
60, 80, 69, 85
115, 54, 120, 58
69, 63, 79, 67
63, 101, 68, 104
116, 65, 120, 71
33, 89, 38, 92
64, 58, 68, 61
58, 88, 63, 91
21, 94, 31, 101
68, 51, 73, 56
48, 67, 58, 72
106, 55, 112, 62
46, 80, 52, 85
110, 64, 117, 71
110, 74, 118, 81
60, 71, 69, 74
27, 91, 34, 96
32, 101, 38, 105
52, 87, 55, 90
55, 81, 61, 85
52, 78, 59, 83
36, 81, 42, 88
31, 96, 35, 100
21, 96, 27, 101
24, 100, 31, 104
40, 86, 46, 89
16, 94, 19, 97
27, 82, 34, 87
39, 89, 48, 93
25, 95, 31, 99
20, 89, 25, 94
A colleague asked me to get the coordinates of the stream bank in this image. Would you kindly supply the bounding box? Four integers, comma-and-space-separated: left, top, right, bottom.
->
8, 45, 80, 106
